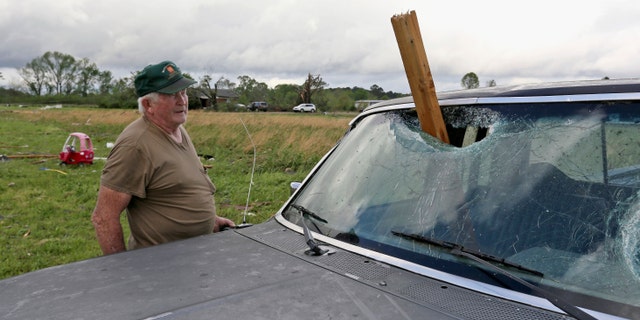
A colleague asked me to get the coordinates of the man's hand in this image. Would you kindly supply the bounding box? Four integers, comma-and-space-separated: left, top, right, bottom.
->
213, 216, 236, 232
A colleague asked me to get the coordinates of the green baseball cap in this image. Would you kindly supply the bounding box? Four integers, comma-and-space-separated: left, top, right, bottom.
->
134, 61, 197, 97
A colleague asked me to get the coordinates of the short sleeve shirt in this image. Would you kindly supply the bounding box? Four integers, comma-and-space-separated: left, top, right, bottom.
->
101, 116, 216, 249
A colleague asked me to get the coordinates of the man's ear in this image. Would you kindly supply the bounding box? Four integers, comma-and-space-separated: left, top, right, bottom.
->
142, 97, 153, 113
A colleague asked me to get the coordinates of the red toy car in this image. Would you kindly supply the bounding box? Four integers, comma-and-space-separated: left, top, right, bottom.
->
59, 132, 94, 165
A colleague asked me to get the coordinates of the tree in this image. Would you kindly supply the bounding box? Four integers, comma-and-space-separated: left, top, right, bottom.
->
97, 70, 114, 95
196, 74, 217, 110
236, 75, 268, 104
215, 76, 235, 90
270, 84, 300, 109
74, 58, 101, 97
102, 73, 137, 109
369, 84, 385, 99
486, 79, 497, 87
299, 73, 326, 104
461, 72, 480, 89
351, 86, 370, 101
19, 56, 48, 96
323, 88, 354, 111
41, 51, 76, 95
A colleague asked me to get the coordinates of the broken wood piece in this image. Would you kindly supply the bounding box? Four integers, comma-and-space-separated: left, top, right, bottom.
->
462, 126, 479, 147
391, 10, 450, 144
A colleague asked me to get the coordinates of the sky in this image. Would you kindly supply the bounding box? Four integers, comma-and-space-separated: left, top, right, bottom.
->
0, 0, 638, 94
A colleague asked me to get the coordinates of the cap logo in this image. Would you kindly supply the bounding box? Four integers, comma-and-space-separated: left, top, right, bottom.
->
163, 65, 177, 79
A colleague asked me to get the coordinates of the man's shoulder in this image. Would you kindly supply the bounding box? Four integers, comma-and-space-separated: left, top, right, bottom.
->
117, 117, 154, 144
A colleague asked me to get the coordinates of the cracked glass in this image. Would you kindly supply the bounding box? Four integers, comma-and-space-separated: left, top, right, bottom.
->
285, 101, 640, 314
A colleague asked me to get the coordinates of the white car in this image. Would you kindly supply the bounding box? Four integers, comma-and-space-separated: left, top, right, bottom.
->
293, 103, 316, 112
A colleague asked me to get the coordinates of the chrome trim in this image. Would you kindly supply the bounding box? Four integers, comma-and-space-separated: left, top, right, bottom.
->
351, 92, 640, 126
439, 92, 640, 106
350, 103, 414, 126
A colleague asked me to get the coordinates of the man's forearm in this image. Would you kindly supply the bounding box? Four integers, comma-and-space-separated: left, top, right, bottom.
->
92, 215, 126, 255
91, 185, 131, 255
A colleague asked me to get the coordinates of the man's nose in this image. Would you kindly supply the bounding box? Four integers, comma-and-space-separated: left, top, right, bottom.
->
176, 92, 188, 104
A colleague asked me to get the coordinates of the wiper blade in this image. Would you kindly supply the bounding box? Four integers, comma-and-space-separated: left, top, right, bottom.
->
391, 230, 596, 320
290, 204, 328, 256
391, 231, 542, 276
290, 204, 328, 223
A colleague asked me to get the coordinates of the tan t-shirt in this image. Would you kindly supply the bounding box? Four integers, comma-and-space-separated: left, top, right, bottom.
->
101, 116, 216, 249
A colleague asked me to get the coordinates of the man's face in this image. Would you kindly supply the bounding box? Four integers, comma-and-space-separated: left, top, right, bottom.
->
146, 90, 189, 131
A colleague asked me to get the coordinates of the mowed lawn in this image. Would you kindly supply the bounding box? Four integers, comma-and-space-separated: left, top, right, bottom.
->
0, 106, 352, 279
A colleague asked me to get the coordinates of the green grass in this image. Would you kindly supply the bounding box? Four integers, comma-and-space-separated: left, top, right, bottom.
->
0, 106, 352, 279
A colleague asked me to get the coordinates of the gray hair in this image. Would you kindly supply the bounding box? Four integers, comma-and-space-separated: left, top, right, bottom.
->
137, 92, 160, 114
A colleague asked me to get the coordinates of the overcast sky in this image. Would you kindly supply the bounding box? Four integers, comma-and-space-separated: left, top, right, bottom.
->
1, 0, 638, 93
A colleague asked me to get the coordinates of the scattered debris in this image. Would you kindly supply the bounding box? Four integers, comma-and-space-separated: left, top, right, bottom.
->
1, 154, 57, 160
0, 145, 29, 148
41, 104, 62, 110
40, 167, 67, 175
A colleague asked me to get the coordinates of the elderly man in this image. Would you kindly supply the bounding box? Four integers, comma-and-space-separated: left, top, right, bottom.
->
92, 61, 234, 255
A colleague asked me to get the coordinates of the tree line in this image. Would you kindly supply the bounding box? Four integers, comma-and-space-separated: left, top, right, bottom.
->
3, 51, 408, 112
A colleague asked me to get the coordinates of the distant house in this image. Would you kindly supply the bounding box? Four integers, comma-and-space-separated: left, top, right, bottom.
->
196, 88, 239, 109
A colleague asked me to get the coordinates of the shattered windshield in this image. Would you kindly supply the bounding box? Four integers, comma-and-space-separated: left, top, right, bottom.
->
284, 101, 640, 315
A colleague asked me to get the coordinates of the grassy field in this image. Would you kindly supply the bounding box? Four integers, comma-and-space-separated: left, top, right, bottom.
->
0, 106, 352, 280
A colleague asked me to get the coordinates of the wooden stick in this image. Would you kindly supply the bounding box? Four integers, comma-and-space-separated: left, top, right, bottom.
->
3, 154, 57, 159
391, 11, 449, 144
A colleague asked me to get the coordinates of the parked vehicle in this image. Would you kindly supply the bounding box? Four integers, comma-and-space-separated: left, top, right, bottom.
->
58, 132, 94, 165
248, 101, 268, 111
2, 79, 640, 319
293, 103, 316, 112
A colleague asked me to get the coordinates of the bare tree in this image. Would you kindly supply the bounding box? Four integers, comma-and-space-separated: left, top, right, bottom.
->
215, 76, 235, 90
300, 73, 326, 103
197, 74, 217, 110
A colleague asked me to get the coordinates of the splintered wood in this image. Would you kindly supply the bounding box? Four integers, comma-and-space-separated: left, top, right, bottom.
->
391, 11, 449, 144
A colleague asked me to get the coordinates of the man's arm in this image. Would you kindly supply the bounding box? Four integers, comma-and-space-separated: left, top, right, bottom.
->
91, 185, 132, 255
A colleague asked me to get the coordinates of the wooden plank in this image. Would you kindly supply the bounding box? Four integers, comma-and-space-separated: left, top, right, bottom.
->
4, 154, 57, 159
391, 11, 449, 144
462, 126, 478, 147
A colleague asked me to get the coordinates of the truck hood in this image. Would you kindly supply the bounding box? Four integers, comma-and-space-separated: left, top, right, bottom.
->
0, 219, 569, 320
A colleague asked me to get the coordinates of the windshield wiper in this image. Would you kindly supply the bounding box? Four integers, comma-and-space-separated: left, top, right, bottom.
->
290, 204, 328, 223
391, 230, 596, 320
391, 231, 542, 276
290, 204, 328, 256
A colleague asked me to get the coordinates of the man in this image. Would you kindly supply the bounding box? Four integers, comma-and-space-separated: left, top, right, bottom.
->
91, 61, 235, 255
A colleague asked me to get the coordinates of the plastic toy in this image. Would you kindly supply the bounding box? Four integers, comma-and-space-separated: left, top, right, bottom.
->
59, 132, 94, 165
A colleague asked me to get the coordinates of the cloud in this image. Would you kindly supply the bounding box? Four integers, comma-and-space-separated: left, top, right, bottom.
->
0, 0, 638, 93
